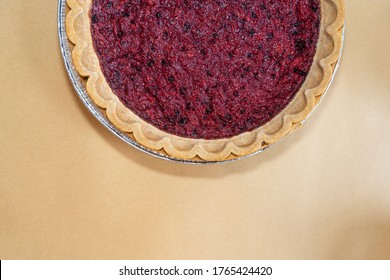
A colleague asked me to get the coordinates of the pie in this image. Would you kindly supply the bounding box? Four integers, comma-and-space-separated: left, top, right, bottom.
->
66, 0, 344, 162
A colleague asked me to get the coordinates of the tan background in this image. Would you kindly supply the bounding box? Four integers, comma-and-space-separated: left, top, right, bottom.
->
1, 0, 390, 260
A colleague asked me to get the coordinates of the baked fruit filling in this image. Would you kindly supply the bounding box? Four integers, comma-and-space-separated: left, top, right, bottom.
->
90, 0, 321, 139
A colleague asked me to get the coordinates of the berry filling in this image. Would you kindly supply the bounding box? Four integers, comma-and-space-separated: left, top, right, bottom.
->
90, 0, 321, 139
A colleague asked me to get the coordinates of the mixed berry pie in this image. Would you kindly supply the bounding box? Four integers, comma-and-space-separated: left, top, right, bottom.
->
66, 0, 344, 162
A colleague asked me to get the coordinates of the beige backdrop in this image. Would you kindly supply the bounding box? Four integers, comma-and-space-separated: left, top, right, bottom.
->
1, 0, 390, 260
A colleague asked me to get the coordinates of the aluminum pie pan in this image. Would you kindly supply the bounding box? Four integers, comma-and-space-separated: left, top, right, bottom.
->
58, 0, 344, 164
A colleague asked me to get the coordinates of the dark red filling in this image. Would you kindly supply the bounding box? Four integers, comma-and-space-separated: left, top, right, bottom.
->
90, 0, 320, 139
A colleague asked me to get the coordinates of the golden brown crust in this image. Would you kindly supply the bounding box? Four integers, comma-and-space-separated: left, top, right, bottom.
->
66, 0, 344, 162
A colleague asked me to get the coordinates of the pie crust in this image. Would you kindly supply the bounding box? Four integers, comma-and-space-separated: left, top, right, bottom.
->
66, 0, 344, 162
